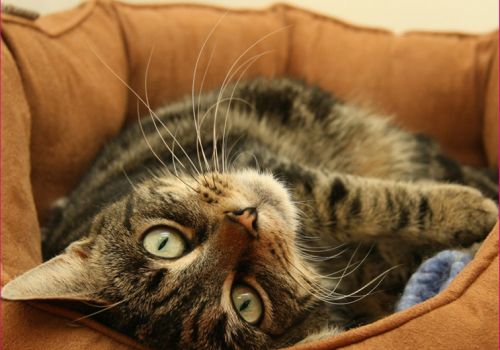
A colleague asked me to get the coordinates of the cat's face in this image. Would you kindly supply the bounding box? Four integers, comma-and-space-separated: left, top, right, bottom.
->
3, 169, 331, 349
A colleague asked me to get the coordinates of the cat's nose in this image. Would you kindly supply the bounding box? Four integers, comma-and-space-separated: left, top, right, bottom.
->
226, 207, 258, 238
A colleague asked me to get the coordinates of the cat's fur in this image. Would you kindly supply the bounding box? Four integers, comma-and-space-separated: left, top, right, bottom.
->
3, 78, 498, 349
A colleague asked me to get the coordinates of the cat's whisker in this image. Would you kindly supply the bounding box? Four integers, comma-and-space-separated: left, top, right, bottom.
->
223, 133, 245, 170
220, 50, 275, 172
295, 241, 348, 253
291, 199, 316, 204
191, 12, 228, 174
121, 167, 138, 191
68, 295, 133, 325
330, 243, 363, 296
195, 45, 216, 176
319, 253, 373, 279
319, 247, 398, 302
299, 248, 349, 262
227, 150, 260, 172
197, 95, 252, 178
135, 101, 197, 193
295, 241, 349, 252
196, 45, 216, 130
285, 261, 350, 302
295, 235, 322, 242
170, 128, 180, 178
145, 167, 162, 181
283, 252, 346, 297
88, 43, 201, 184
287, 259, 387, 306
250, 153, 262, 172
292, 201, 317, 214
211, 26, 289, 174
286, 244, 386, 304
292, 252, 352, 282
144, 48, 201, 183
228, 149, 245, 170
144, 47, 184, 172
196, 96, 251, 176
135, 102, 172, 175
328, 265, 400, 303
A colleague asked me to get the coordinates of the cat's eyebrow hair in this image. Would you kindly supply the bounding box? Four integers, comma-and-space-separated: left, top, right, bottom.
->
138, 188, 198, 226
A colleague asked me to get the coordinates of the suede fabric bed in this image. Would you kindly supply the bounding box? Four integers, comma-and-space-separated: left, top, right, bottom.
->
1, 1, 498, 349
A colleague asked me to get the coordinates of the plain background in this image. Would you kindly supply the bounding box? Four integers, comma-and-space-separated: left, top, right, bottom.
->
3, 0, 499, 34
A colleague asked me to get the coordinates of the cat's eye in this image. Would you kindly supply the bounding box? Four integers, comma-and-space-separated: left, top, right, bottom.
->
142, 226, 187, 258
231, 284, 263, 325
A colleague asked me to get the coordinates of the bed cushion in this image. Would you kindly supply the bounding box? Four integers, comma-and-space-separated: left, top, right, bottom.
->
1, 1, 498, 349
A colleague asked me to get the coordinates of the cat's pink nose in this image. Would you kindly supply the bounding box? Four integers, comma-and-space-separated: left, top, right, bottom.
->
226, 207, 258, 238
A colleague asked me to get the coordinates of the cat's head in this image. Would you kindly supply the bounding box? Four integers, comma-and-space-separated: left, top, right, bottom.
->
2, 169, 333, 349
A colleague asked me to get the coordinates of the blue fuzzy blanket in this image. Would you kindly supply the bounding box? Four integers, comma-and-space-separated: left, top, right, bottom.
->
395, 250, 473, 311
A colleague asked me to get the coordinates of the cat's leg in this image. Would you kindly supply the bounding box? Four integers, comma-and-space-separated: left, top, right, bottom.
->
273, 164, 498, 247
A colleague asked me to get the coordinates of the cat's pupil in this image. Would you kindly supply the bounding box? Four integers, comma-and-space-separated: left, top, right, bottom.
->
157, 237, 169, 251
239, 299, 251, 312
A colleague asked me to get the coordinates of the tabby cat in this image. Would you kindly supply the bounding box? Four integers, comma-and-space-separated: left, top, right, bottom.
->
2, 78, 498, 349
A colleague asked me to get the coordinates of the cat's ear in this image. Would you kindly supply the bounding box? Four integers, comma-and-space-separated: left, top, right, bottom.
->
2, 238, 107, 304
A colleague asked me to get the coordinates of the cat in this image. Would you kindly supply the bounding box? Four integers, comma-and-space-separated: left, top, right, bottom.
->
2, 77, 498, 349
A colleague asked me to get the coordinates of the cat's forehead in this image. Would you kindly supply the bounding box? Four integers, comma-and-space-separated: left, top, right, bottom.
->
133, 170, 295, 218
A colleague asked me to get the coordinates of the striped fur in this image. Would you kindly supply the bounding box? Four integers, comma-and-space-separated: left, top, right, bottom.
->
4, 78, 497, 349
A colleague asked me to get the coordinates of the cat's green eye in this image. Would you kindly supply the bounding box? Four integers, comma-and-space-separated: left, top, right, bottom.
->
231, 284, 263, 325
142, 227, 187, 258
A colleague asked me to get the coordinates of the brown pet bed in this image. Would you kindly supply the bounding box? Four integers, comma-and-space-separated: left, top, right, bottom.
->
2, 1, 498, 349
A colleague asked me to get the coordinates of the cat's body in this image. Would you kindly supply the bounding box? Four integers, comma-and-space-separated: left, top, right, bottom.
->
3, 78, 498, 349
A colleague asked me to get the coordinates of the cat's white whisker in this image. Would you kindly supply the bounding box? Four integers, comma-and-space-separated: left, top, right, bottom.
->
135, 102, 170, 174
285, 261, 351, 303
191, 12, 228, 174
68, 295, 133, 325
195, 45, 216, 176
144, 47, 201, 183
329, 265, 400, 303
330, 243, 363, 296
211, 26, 289, 174
300, 248, 349, 262
88, 43, 201, 187
170, 128, 180, 178
220, 50, 275, 172
223, 133, 245, 171
135, 101, 196, 192
121, 167, 138, 191
286, 243, 384, 304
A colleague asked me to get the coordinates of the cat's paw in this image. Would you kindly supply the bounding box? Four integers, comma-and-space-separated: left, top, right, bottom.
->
431, 185, 498, 246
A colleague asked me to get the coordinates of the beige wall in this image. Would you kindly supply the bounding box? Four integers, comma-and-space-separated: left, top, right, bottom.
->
4, 0, 498, 33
